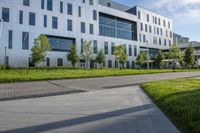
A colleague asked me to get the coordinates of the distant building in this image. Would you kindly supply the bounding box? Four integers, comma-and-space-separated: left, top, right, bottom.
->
173, 33, 190, 46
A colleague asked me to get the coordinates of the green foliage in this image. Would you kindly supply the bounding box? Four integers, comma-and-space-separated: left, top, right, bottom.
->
155, 50, 164, 69
169, 44, 184, 69
80, 41, 93, 69
114, 45, 128, 69
96, 49, 106, 69
136, 52, 147, 68
31, 34, 51, 65
0, 65, 6, 70
67, 44, 80, 68
184, 44, 196, 68
0, 68, 198, 83
142, 78, 200, 133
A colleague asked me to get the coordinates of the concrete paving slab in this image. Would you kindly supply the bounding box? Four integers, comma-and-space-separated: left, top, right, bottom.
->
0, 86, 180, 133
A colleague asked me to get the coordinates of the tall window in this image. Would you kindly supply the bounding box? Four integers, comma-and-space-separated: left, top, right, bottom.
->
67, 3, 73, 15
138, 11, 141, 19
104, 42, 108, 55
41, 0, 45, 9
60, 1, 63, 13
129, 45, 132, 56
147, 14, 149, 22
78, 6, 81, 17
52, 16, 58, 29
57, 58, 63, 66
8, 30, 13, 49
143, 34, 146, 42
81, 39, 84, 53
93, 40, 97, 54
140, 23, 143, 31
134, 46, 137, 56
19, 10, 23, 24
89, 24, 94, 34
22, 32, 29, 50
67, 19, 72, 31
149, 25, 152, 33
29, 12, 36, 26
89, 0, 93, 5
145, 24, 148, 32
23, 0, 30, 6
2, 8, 9, 22
111, 42, 115, 55
93, 10, 97, 20
81, 22, 85, 33
44, 15, 47, 27
47, 0, 53, 11
123, 44, 126, 54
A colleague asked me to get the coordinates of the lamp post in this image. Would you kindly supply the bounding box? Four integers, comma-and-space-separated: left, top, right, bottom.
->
146, 40, 150, 70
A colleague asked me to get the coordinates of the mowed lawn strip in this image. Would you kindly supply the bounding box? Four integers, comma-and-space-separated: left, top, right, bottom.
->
141, 78, 200, 133
0, 68, 198, 83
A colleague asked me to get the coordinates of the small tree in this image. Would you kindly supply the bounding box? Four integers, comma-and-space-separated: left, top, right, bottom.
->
184, 44, 195, 68
31, 34, 51, 66
81, 41, 93, 69
96, 49, 106, 69
155, 50, 164, 69
169, 44, 184, 69
67, 44, 80, 68
114, 45, 128, 69
136, 52, 146, 68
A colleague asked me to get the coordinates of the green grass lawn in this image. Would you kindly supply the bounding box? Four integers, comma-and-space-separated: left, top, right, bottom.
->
141, 78, 200, 133
0, 68, 198, 83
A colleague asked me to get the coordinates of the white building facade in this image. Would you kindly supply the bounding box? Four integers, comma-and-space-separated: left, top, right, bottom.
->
0, 0, 173, 68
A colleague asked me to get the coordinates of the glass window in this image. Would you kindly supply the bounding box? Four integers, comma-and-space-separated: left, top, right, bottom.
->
155, 17, 157, 24
2, 8, 9, 22
111, 42, 115, 55
47, 36, 75, 51
60, 1, 63, 13
67, 3, 73, 15
149, 25, 152, 33
57, 58, 63, 66
134, 45, 137, 56
123, 44, 126, 54
99, 13, 136, 40
138, 11, 141, 19
139, 34, 142, 42
81, 39, 84, 53
143, 34, 146, 42
8, 30, 13, 49
93, 40, 97, 54
157, 27, 159, 35
29, 12, 36, 26
147, 14, 149, 22
129, 45, 132, 56
164, 39, 167, 46
41, 0, 45, 9
160, 28, 163, 36
78, 6, 81, 17
90, 24, 94, 34
19, 10, 23, 24
159, 38, 162, 45
81, 22, 85, 33
93, 10, 97, 20
145, 24, 148, 32
44, 15, 47, 27
46, 58, 50, 66
89, 0, 93, 5
108, 60, 112, 68
52, 16, 58, 29
23, 0, 30, 6
22, 32, 29, 50
163, 20, 166, 27
67, 19, 73, 31
158, 18, 161, 25
140, 23, 143, 31
83, 0, 85, 3
47, 0, 53, 11
168, 21, 171, 28
104, 42, 108, 55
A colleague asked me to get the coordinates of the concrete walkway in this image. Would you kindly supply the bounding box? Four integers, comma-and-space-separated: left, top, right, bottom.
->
0, 86, 180, 133
0, 72, 200, 101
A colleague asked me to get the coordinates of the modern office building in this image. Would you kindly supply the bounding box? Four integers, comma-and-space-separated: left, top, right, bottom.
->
173, 33, 189, 46
0, 0, 173, 68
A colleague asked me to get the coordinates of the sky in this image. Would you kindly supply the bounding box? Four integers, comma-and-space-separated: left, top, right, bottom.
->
113, 0, 200, 42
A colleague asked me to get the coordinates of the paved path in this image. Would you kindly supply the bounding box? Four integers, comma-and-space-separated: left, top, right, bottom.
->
0, 86, 180, 133
0, 72, 200, 101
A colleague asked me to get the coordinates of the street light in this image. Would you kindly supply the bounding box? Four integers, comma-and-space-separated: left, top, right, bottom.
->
146, 40, 150, 70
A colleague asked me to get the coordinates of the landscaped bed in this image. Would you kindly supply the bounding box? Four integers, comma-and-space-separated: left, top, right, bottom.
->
141, 78, 200, 133
0, 68, 199, 83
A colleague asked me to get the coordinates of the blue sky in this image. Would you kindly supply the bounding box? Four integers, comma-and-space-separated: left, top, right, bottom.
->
113, 0, 200, 42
